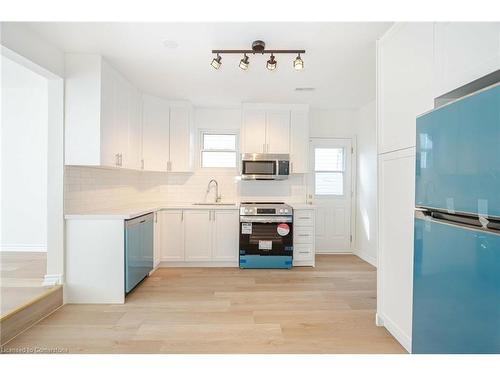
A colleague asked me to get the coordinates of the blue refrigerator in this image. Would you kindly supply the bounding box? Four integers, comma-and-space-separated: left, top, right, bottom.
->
412, 83, 500, 353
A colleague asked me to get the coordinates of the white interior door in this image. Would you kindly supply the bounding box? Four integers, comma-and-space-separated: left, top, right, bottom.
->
308, 138, 352, 253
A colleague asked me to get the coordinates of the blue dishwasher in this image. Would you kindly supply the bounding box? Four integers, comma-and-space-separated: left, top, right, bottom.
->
125, 213, 154, 294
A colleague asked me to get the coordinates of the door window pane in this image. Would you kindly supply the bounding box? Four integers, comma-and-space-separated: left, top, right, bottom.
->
315, 172, 344, 195
315, 148, 344, 171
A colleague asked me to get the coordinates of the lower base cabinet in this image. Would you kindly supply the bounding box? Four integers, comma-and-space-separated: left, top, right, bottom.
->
160, 209, 239, 264
293, 209, 316, 266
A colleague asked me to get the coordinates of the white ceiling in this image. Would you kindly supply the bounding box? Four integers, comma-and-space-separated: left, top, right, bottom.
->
26, 22, 392, 109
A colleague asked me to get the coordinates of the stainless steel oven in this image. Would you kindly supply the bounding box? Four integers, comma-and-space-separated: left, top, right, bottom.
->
241, 153, 290, 180
239, 202, 293, 269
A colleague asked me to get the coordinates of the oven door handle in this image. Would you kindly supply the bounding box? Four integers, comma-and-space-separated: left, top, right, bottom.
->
239, 216, 293, 223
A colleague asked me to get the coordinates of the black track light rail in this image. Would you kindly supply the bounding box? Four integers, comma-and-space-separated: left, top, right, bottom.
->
212, 49, 305, 54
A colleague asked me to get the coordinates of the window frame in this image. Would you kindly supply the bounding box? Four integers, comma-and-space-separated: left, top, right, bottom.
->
198, 129, 240, 170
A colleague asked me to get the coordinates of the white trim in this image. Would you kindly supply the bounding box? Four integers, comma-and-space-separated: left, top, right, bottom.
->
160, 260, 238, 268
42, 274, 63, 286
375, 312, 384, 326
377, 312, 412, 353
0, 244, 47, 252
353, 249, 377, 267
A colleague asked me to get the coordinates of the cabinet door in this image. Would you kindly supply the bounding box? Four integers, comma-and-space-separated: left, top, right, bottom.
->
212, 210, 239, 262
184, 210, 212, 261
266, 110, 290, 154
113, 71, 131, 167
100, 61, 119, 167
160, 210, 184, 261
142, 94, 170, 171
169, 106, 193, 172
434, 22, 500, 97
290, 110, 309, 173
125, 86, 142, 170
378, 148, 415, 349
242, 109, 267, 153
378, 23, 434, 154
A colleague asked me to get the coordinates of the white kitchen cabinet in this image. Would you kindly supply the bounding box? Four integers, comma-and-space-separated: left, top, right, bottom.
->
434, 22, 500, 97
141, 94, 170, 171
126, 85, 142, 170
160, 210, 185, 261
65, 54, 142, 169
377, 23, 435, 154
141, 96, 193, 173
289, 110, 309, 173
169, 104, 194, 172
159, 209, 239, 265
266, 110, 290, 153
212, 210, 239, 261
184, 210, 212, 261
377, 148, 415, 352
241, 108, 267, 153
241, 104, 309, 160
293, 209, 315, 266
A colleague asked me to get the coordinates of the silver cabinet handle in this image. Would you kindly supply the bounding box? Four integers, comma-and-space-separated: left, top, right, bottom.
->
154, 212, 158, 223
167, 160, 172, 172
115, 153, 120, 166
141, 159, 144, 170
181, 211, 184, 221
299, 251, 310, 254
291, 161, 294, 173
298, 234, 310, 237
119, 153, 123, 166
263, 143, 266, 153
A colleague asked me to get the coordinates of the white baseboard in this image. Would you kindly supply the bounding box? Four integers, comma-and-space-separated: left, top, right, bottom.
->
42, 274, 63, 286
353, 249, 377, 267
0, 244, 47, 252
377, 312, 411, 353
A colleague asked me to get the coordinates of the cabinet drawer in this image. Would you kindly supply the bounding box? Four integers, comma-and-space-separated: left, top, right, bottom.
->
294, 211, 314, 227
294, 244, 313, 261
294, 227, 314, 244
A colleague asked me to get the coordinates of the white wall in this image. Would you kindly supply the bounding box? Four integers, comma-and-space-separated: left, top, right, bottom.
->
1, 56, 48, 251
354, 101, 377, 266
310, 108, 357, 138
0, 22, 65, 77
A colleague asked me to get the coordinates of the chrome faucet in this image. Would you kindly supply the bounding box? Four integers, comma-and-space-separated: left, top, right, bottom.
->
207, 179, 221, 203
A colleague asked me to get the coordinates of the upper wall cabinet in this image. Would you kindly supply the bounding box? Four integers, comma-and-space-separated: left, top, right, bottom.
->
377, 23, 435, 154
141, 95, 194, 172
434, 22, 500, 97
65, 54, 142, 169
241, 104, 309, 173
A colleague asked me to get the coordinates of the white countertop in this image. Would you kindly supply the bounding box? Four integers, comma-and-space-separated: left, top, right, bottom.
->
65, 202, 316, 220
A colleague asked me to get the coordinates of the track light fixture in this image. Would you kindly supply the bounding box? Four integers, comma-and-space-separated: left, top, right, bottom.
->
211, 40, 305, 72
266, 54, 277, 71
239, 54, 250, 70
293, 53, 304, 70
211, 54, 222, 70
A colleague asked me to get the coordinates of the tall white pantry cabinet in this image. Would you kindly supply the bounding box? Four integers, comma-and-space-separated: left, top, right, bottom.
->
376, 22, 500, 353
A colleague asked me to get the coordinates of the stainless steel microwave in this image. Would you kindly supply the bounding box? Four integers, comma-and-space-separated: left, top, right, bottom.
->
241, 153, 290, 180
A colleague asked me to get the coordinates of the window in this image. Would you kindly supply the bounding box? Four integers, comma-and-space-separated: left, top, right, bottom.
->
200, 132, 238, 168
314, 147, 344, 195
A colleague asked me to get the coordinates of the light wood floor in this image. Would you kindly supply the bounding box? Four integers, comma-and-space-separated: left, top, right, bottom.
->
1, 252, 53, 317
3, 255, 406, 353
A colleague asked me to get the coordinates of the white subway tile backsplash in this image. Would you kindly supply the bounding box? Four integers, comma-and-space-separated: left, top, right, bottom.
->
64, 166, 307, 213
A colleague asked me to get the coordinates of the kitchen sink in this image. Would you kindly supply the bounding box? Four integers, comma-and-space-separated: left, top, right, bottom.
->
192, 203, 237, 207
